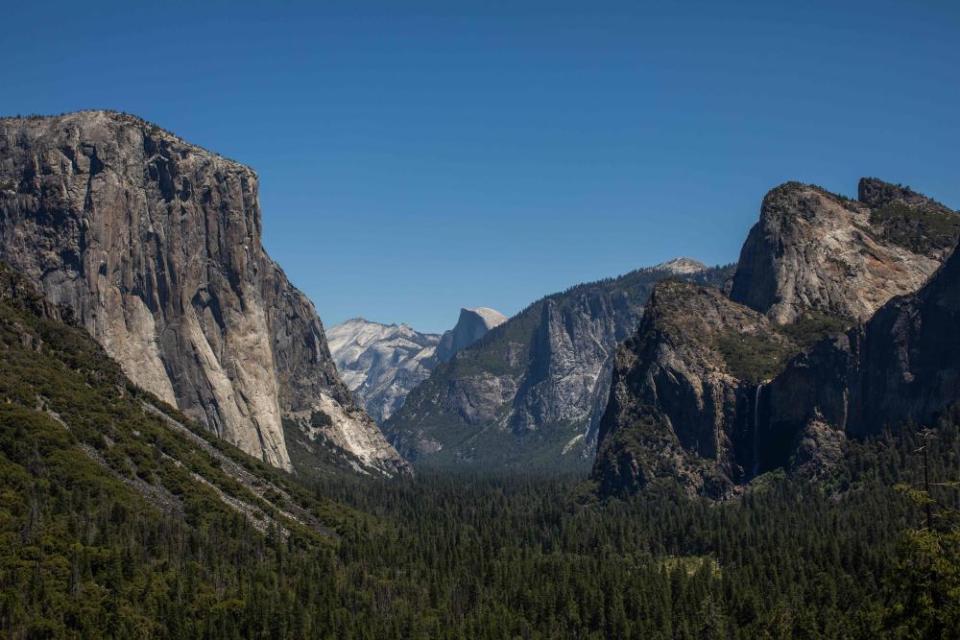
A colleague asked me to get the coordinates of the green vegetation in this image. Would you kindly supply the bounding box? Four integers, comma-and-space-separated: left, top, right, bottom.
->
717, 311, 852, 383
883, 432, 960, 638
869, 201, 960, 253
314, 424, 960, 639
1, 264, 959, 638
715, 331, 796, 383
780, 310, 852, 348
410, 416, 593, 472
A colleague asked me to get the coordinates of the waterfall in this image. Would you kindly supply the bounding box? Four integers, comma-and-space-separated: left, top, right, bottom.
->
752, 383, 763, 477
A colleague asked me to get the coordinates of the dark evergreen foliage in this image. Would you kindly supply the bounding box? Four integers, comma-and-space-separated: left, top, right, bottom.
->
1, 263, 958, 638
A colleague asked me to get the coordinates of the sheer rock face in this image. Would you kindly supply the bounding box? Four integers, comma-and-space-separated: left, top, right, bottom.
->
592, 282, 793, 498
764, 241, 960, 472
594, 179, 958, 498
730, 179, 957, 324
435, 307, 506, 363
0, 111, 408, 476
385, 261, 731, 470
328, 318, 441, 424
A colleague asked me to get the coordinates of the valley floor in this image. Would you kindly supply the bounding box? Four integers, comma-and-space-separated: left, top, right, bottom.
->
4, 413, 959, 638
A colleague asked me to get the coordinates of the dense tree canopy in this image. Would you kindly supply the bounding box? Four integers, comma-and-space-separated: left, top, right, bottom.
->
1, 270, 958, 638
2, 412, 959, 638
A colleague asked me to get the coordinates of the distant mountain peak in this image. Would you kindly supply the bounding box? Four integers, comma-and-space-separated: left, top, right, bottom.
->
461, 306, 507, 328
436, 307, 507, 363
328, 318, 441, 424
652, 257, 707, 275
385, 263, 734, 470
339, 316, 409, 331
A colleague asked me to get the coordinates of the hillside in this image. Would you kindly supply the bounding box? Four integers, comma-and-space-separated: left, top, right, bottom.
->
0, 262, 386, 635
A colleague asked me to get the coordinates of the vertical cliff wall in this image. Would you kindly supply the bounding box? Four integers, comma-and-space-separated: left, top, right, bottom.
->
0, 111, 407, 475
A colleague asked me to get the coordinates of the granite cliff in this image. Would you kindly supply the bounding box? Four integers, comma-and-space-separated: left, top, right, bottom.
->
761, 238, 960, 477
731, 178, 956, 323
0, 111, 408, 476
436, 307, 507, 363
593, 179, 959, 497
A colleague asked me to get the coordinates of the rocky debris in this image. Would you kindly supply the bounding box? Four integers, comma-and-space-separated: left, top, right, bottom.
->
0, 111, 408, 476
328, 318, 441, 423
436, 307, 507, 363
730, 179, 958, 324
385, 261, 732, 470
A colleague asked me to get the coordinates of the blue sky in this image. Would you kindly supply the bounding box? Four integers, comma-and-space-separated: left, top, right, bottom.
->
4, 1, 958, 332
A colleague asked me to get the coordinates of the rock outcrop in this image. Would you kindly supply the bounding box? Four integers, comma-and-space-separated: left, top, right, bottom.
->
594, 179, 958, 497
385, 260, 731, 470
730, 179, 958, 324
0, 111, 408, 476
592, 281, 796, 498
435, 307, 507, 363
762, 238, 960, 475
328, 318, 441, 423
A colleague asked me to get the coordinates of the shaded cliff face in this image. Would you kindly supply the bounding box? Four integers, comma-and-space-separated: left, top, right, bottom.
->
592, 281, 797, 498
762, 240, 960, 475
730, 179, 958, 324
0, 111, 408, 476
328, 318, 440, 423
385, 260, 732, 470
435, 307, 506, 363
594, 179, 958, 497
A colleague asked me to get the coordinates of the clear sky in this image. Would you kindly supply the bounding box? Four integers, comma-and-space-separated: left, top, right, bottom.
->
4, 1, 958, 332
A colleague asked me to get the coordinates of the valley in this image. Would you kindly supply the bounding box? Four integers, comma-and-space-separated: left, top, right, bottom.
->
0, 111, 958, 638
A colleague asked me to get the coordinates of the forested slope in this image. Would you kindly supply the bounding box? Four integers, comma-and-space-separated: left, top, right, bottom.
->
1, 262, 958, 638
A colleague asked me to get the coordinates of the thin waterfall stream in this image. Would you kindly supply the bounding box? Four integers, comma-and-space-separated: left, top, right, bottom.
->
752, 383, 763, 477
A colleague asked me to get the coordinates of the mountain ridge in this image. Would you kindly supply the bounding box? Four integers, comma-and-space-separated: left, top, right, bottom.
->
385, 259, 733, 470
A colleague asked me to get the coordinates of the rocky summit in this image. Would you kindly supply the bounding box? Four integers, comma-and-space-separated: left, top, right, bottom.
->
435, 307, 507, 363
385, 259, 731, 470
328, 318, 441, 424
0, 111, 408, 477
593, 178, 960, 497
731, 178, 957, 324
